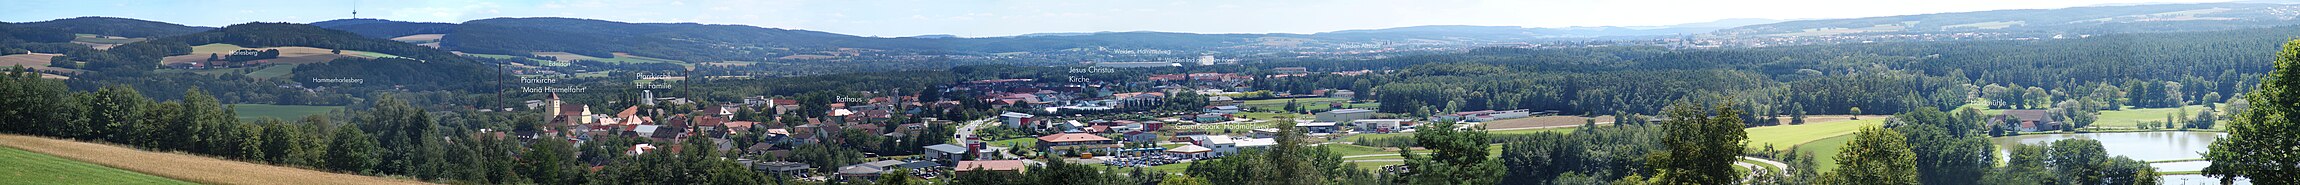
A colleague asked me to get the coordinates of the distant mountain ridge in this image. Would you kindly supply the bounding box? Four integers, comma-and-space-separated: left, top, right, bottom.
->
296, 17, 1770, 62
15, 17, 211, 38
1716, 2, 2300, 36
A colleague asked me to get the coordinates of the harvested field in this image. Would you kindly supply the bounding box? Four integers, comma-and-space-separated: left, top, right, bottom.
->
0, 53, 81, 78
0, 144, 190, 184
0, 134, 432, 185
160, 44, 402, 65
389, 34, 444, 42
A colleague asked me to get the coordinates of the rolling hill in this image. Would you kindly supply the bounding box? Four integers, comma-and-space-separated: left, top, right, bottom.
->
310, 18, 456, 39
1715, 3, 2300, 36
313, 17, 1771, 63
13, 17, 211, 38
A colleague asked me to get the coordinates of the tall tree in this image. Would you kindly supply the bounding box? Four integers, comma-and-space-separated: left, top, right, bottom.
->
1827, 127, 1917, 185
326, 125, 381, 174
2206, 38, 2300, 184
1892, 107, 1995, 185
1401, 117, 1504, 185
1648, 101, 1747, 184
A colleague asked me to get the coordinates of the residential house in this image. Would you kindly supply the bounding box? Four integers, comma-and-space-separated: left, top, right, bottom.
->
1995, 110, 2062, 132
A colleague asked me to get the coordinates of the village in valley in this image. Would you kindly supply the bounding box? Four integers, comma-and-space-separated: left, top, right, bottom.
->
510, 63, 1576, 181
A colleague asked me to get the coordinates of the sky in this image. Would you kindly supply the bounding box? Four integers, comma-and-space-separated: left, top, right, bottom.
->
0, 0, 2241, 37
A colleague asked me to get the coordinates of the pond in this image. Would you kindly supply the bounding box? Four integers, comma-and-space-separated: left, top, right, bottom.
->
1991, 131, 2222, 161
2159, 175, 2249, 185
1987, 131, 2245, 185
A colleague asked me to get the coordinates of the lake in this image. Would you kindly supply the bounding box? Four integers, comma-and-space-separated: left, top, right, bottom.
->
1987, 131, 2245, 185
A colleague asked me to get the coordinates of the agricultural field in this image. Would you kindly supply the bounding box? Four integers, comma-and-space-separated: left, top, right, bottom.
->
1744, 119, 1885, 150
161, 43, 402, 65
0, 53, 80, 75
1792, 134, 1855, 171
0, 135, 428, 185
71, 34, 145, 50
228, 104, 343, 121
2090, 105, 2212, 128
462, 53, 565, 66
528, 52, 686, 65
0, 145, 191, 185
529, 52, 601, 62
389, 34, 444, 43
599, 52, 685, 64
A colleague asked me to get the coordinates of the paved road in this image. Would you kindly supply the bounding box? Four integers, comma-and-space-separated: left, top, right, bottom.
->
1737, 156, 1791, 184
957, 118, 992, 140
1741, 156, 1789, 173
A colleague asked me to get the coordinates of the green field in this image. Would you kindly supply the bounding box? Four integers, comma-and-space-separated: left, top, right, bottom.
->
463, 53, 565, 66
1793, 134, 1856, 171
988, 138, 1038, 149
1351, 161, 1404, 171
1334, 126, 1582, 145
0, 145, 193, 184
1149, 163, 1190, 174
1326, 144, 1394, 156
2091, 105, 2210, 128
244, 64, 297, 79
1232, 112, 1303, 120
592, 54, 685, 64
72, 34, 144, 45
229, 104, 343, 121
1745, 119, 1884, 150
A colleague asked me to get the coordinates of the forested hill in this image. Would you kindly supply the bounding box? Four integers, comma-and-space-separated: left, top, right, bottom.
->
1715, 3, 2300, 36
1284, 24, 2296, 87
442, 17, 891, 62
339, 17, 1756, 62
310, 19, 456, 39
13, 17, 212, 38
1249, 25, 2298, 117
159, 23, 498, 91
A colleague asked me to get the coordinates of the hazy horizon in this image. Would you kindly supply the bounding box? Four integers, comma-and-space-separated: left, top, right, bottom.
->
0, 0, 2243, 37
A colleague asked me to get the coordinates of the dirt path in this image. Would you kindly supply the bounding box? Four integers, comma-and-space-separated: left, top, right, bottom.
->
0, 134, 432, 185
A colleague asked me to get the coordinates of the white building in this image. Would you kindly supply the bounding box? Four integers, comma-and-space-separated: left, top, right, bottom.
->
1000, 112, 1034, 129
1354, 119, 1412, 133
1315, 109, 1376, 122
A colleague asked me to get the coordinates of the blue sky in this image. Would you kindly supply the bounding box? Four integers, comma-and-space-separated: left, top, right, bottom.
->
1, 0, 2235, 37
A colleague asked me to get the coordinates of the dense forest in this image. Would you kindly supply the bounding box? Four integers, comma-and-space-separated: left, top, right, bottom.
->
1235, 25, 2300, 118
